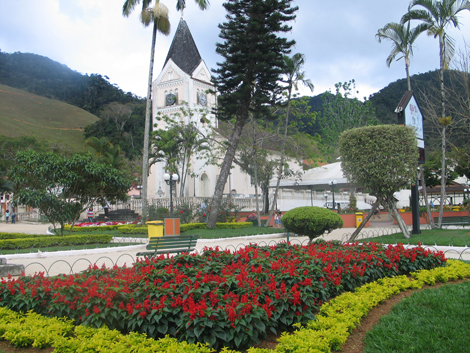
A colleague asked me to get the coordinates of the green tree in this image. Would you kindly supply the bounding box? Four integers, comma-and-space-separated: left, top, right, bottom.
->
401, 0, 470, 227
267, 53, 314, 227
151, 106, 211, 196
339, 125, 419, 240
9, 151, 131, 235
281, 206, 343, 244
376, 21, 428, 90
84, 136, 126, 169
122, 0, 171, 224
319, 80, 378, 153
207, 0, 297, 228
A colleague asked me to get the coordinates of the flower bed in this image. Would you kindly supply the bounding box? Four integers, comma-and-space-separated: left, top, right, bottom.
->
0, 242, 446, 350
0, 260, 468, 353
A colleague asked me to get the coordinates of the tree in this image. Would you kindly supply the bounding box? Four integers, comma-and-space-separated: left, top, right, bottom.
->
207, 0, 297, 228
319, 80, 378, 153
376, 21, 428, 90
401, 0, 470, 227
9, 151, 131, 235
281, 206, 343, 244
150, 105, 211, 196
339, 125, 419, 240
122, 0, 172, 224
85, 136, 126, 169
267, 53, 314, 227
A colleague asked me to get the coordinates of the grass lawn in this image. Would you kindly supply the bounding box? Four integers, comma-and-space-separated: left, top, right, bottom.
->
364, 280, 470, 353
69, 226, 284, 239
181, 226, 285, 239
0, 242, 140, 255
360, 228, 470, 247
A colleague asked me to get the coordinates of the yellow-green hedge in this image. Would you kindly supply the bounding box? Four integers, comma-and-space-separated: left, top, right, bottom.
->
0, 234, 113, 250
117, 222, 255, 235
64, 224, 122, 232
0, 232, 46, 240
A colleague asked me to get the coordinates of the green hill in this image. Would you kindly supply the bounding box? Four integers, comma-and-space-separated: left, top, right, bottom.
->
0, 84, 98, 151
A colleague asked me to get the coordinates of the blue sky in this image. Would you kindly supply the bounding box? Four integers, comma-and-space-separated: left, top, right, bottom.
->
1, 0, 470, 100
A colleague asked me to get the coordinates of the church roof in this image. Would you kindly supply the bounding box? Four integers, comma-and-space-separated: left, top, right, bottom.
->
163, 18, 202, 75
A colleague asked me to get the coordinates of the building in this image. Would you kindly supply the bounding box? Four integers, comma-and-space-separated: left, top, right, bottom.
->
147, 18, 259, 201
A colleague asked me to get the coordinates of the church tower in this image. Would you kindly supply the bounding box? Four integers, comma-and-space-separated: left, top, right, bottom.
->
148, 18, 218, 200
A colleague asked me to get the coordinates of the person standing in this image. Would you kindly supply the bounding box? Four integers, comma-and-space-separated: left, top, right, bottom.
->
104, 201, 110, 219
11, 209, 16, 224
5, 209, 9, 224
274, 211, 280, 228
87, 208, 94, 223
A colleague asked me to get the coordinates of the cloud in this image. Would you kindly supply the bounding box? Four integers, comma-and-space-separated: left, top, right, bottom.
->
1, 0, 470, 99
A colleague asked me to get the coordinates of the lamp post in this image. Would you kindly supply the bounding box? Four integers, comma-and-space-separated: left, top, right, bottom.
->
329, 180, 337, 210
163, 173, 179, 216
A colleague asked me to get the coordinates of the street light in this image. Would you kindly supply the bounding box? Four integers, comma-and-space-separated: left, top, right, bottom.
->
329, 180, 337, 210
163, 173, 179, 215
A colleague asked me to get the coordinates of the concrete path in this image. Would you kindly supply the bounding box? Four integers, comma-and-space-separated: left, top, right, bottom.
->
1, 221, 468, 277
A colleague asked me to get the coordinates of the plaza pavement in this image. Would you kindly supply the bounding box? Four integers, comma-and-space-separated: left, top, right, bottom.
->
0, 221, 468, 277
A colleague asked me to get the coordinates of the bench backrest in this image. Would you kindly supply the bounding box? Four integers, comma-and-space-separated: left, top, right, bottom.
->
147, 235, 199, 251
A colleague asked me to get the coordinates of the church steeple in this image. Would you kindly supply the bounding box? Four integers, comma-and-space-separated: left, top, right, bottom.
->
164, 18, 202, 75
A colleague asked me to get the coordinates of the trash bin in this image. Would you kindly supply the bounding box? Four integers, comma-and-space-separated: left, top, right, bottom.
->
146, 221, 163, 240
355, 212, 364, 228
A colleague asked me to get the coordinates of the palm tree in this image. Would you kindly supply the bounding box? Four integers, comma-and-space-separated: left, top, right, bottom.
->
376, 22, 428, 90
123, 0, 171, 223
376, 21, 436, 228
401, 0, 470, 227
122, 0, 208, 223
266, 53, 313, 227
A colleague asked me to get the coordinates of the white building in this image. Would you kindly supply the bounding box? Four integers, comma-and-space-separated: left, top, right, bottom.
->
147, 19, 261, 201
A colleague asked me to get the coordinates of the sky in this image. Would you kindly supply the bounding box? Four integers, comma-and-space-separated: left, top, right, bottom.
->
1, 0, 470, 101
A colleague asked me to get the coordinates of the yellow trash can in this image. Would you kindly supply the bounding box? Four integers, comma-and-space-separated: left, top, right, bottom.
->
146, 221, 164, 240
355, 212, 364, 228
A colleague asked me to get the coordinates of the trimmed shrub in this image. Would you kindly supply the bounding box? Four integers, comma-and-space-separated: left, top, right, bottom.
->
282, 206, 343, 243
0, 234, 112, 250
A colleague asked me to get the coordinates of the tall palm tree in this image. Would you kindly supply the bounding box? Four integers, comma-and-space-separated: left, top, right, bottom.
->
123, 0, 170, 223
122, 0, 208, 223
376, 22, 428, 90
266, 53, 313, 227
401, 0, 470, 227
376, 21, 436, 228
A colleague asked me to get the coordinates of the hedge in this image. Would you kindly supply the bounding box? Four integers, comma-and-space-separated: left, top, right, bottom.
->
0, 233, 46, 240
118, 222, 254, 235
64, 225, 122, 232
0, 234, 113, 250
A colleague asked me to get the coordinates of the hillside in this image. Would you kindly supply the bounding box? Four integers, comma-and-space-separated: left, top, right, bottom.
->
0, 84, 98, 151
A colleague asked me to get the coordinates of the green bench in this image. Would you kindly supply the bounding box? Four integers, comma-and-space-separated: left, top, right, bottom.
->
136, 235, 199, 258
433, 216, 470, 226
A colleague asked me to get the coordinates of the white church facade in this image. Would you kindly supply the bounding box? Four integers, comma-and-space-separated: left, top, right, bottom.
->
147, 18, 259, 201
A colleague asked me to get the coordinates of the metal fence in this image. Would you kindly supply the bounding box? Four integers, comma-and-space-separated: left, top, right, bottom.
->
13, 227, 470, 278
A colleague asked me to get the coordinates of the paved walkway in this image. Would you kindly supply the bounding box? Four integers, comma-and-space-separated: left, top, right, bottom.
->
0, 221, 468, 277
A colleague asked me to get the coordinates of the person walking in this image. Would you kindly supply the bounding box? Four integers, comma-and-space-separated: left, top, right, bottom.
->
87, 208, 94, 223
5, 209, 9, 224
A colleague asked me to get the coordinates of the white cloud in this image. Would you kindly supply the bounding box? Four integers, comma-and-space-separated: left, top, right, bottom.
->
1, 0, 470, 99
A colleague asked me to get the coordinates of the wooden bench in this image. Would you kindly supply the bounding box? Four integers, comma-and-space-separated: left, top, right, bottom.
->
136, 235, 199, 258
433, 216, 470, 226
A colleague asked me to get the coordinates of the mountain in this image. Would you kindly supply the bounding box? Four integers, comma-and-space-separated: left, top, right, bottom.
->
0, 51, 143, 115
0, 84, 98, 151
0, 51, 145, 158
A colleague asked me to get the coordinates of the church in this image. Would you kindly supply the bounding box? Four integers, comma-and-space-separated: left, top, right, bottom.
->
147, 18, 261, 201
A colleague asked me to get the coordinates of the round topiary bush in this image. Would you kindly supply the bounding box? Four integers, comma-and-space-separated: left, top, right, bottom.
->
282, 206, 344, 243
